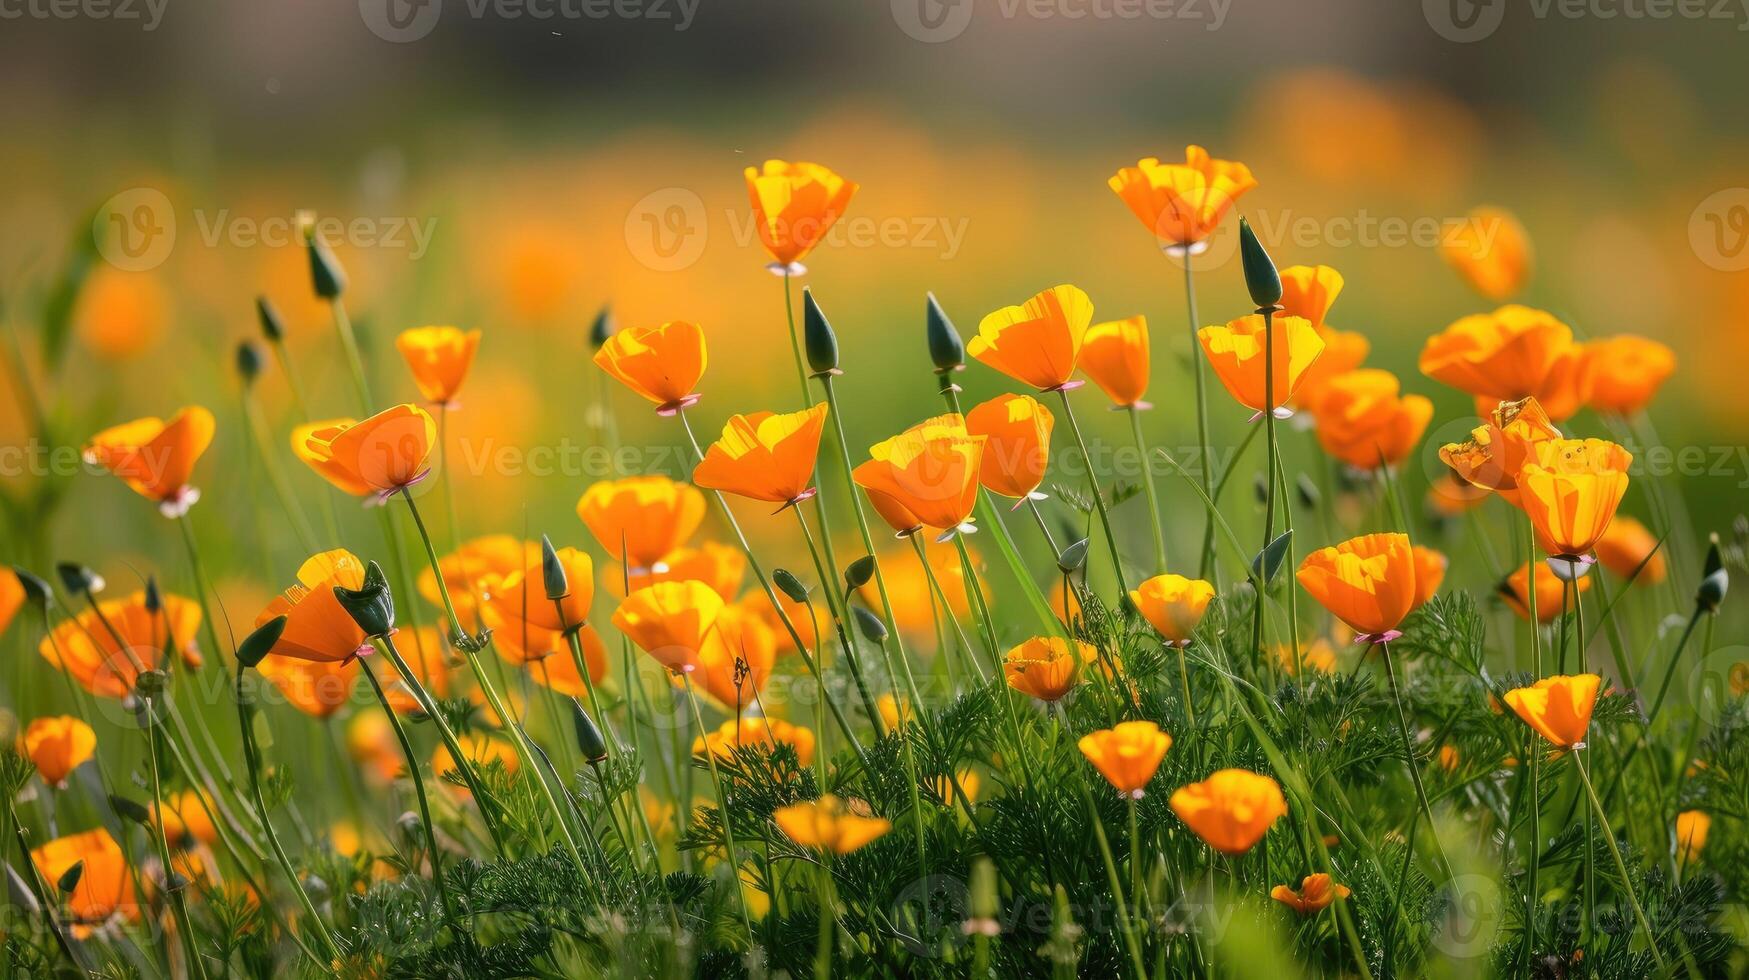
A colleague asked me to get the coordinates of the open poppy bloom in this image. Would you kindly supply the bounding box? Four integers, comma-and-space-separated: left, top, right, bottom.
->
1418, 306, 1591, 421
1078, 316, 1150, 408
774, 794, 890, 855
1440, 206, 1532, 302
691, 603, 777, 711
1169, 768, 1288, 855
611, 541, 748, 602
877, 693, 913, 731
1676, 810, 1710, 865
293, 404, 436, 500
1503, 673, 1601, 749
1584, 335, 1676, 416
1278, 265, 1344, 332
1107, 146, 1256, 251
1078, 721, 1172, 798
23, 715, 97, 787
83, 406, 215, 517
31, 828, 138, 933
744, 160, 858, 273
39, 589, 203, 698
419, 535, 541, 632
1501, 560, 1590, 622
1198, 314, 1326, 419
522, 626, 609, 698
692, 403, 830, 509
1130, 573, 1215, 645
255, 550, 372, 663
852, 414, 986, 536
395, 325, 481, 406
256, 653, 360, 719
965, 394, 1054, 502
1411, 546, 1447, 611
593, 320, 708, 414
1427, 469, 1491, 518
1594, 515, 1665, 583
346, 711, 403, 783
1290, 326, 1371, 412
1271, 873, 1352, 914
694, 716, 816, 766
967, 284, 1094, 392
1438, 396, 1563, 507
577, 475, 707, 572
154, 789, 219, 848
1296, 532, 1418, 643
612, 580, 724, 674
1309, 369, 1434, 470
1517, 438, 1633, 564
1002, 636, 1092, 702
479, 545, 594, 663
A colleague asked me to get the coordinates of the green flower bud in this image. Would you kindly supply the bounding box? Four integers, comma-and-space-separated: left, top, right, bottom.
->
237, 616, 288, 669
571, 699, 609, 763
236, 341, 264, 385
541, 535, 569, 601
332, 560, 395, 638
589, 304, 616, 349
926, 292, 965, 374
256, 296, 284, 342
773, 569, 810, 605
56, 562, 102, 596
1238, 217, 1282, 309
851, 605, 887, 644
303, 220, 347, 300
11, 567, 54, 610
803, 288, 840, 376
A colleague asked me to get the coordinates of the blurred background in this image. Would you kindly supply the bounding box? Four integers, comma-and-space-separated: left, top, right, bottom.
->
2, 0, 1747, 633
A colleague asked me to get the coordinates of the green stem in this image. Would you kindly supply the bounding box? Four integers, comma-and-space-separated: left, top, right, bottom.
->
1055, 389, 1127, 594
1381, 642, 1453, 881
144, 698, 214, 980
1126, 405, 1167, 574
1180, 252, 1217, 585
358, 656, 458, 921
1573, 751, 1666, 969
682, 674, 757, 950
1077, 776, 1148, 979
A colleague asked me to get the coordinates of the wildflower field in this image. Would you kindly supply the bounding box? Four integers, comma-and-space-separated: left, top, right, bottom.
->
3, 22, 1749, 980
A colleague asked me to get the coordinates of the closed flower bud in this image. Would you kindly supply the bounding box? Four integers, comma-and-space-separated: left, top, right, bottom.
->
571, 699, 608, 763
12, 566, 54, 609
57, 860, 84, 896
1238, 218, 1282, 309
236, 341, 264, 384
108, 794, 151, 826
1698, 537, 1728, 613
56, 562, 102, 596
255, 296, 284, 342
236, 615, 288, 669
1295, 473, 1320, 509
1057, 538, 1089, 574
926, 292, 965, 374
803, 288, 839, 376
144, 576, 161, 613
332, 560, 395, 638
851, 605, 887, 644
303, 220, 347, 299
540, 534, 569, 602
589, 304, 616, 349
773, 569, 810, 605
844, 555, 876, 592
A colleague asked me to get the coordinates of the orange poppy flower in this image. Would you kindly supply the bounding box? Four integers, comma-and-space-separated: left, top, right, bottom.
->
1676, 810, 1710, 865
967, 284, 1094, 391
592, 320, 707, 414
256, 550, 371, 664
579, 478, 706, 579
693, 716, 816, 766
31, 828, 137, 930
1518, 439, 1633, 558
479, 545, 594, 663
1594, 516, 1665, 583
691, 603, 777, 711
965, 394, 1054, 501
1198, 314, 1326, 418
433, 734, 520, 801
613, 541, 748, 602
522, 626, 609, 699
1271, 873, 1352, 914
1169, 769, 1288, 855
1440, 206, 1532, 302
1290, 326, 1370, 412
154, 789, 219, 848
1130, 573, 1215, 645
1107, 146, 1256, 249
1079, 316, 1150, 407
1, 571, 24, 640
257, 653, 359, 719
1427, 469, 1491, 518
345, 711, 403, 783
1418, 306, 1591, 421
292, 404, 436, 498
1274, 637, 1338, 677
852, 414, 985, 534
1002, 636, 1091, 702
1411, 546, 1447, 611
738, 587, 817, 655
1438, 396, 1564, 508
1078, 721, 1173, 798
377, 627, 450, 714
692, 403, 830, 506
1277, 265, 1344, 332
22, 715, 97, 787
1503, 673, 1601, 749
744, 160, 858, 270
82, 406, 215, 516
774, 794, 890, 855
877, 693, 913, 731
419, 536, 540, 632
39, 589, 203, 699
1310, 369, 1433, 470
395, 325, 481, 406
1501, 561, 1591, 622
612, 581, 724, 675
1584, 335, 1676, 416
1296, 532, 1418, 641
